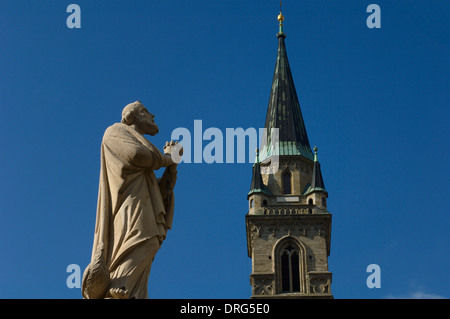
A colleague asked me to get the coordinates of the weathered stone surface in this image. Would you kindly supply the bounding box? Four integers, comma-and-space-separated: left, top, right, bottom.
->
82, 101, 181, 299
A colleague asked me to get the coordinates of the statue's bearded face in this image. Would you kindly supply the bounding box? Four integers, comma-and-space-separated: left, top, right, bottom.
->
135, 106, 159, 136
122, 101, 160, 136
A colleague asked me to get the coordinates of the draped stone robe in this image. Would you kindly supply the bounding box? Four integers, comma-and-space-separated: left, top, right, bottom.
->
85, 123, 175, 299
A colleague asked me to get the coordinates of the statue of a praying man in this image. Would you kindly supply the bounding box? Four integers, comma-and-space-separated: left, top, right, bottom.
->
82, 101, 182, 299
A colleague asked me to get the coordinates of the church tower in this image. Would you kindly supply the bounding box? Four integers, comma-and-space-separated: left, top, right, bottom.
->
245, 9, 333, 299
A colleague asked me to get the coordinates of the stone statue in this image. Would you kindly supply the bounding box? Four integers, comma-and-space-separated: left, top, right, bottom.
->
82, 101, 182, 299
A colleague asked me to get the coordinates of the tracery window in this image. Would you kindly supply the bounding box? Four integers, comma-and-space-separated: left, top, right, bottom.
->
281, 244, 300, 292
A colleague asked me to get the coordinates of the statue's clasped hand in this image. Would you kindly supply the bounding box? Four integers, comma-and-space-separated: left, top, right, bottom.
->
163, 140, 183, 164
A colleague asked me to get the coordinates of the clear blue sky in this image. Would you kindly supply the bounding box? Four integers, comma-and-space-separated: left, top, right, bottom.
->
0, 0, 449, 299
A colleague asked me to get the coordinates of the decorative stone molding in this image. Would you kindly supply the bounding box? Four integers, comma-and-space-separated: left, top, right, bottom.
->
257, 222, 328, 240
248, 222, 260, 239
250, 273, 274, 296
307, 271, 332, 294
263, 206, 314, 215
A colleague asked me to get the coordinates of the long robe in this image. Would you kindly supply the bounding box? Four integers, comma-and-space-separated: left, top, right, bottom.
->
85, 123, 175, 299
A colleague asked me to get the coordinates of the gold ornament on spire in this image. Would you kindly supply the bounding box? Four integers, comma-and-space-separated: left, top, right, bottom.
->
277, 0, 285, 36
278, 0, 284, 22
278, 12, 284, 22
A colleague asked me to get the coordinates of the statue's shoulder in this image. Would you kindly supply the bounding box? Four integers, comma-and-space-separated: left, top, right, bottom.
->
103, 123, 143, 150
103, 123, 129, 139
105, 122, 126, 132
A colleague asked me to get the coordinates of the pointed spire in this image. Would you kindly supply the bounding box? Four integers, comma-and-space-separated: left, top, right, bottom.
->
248, 148, 272, 198
259, 7, 314, 163
310, 146, 326, 192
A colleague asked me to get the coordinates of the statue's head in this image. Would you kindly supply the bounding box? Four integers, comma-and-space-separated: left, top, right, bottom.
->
121, 101, 159, 136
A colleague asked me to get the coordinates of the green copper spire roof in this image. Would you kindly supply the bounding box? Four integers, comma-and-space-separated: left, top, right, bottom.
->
304, 146, 327, 194
248, 148, 272, 198
259, 12, 314, 163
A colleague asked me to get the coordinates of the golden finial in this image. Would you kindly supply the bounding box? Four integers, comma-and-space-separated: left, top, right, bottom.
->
278, 0, 284, 22
277, 0, 285, 36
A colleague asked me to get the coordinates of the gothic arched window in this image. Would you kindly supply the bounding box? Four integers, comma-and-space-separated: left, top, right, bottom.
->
282, 171, 291, 194
281, 244, 301, 292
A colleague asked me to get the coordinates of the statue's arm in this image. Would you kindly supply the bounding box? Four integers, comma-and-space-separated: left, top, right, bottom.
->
158, 164, 177, 192
131, 139, 181, 170
157, 164, 177, 237
133, 148, 174, 169
104, 127, 174, 169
